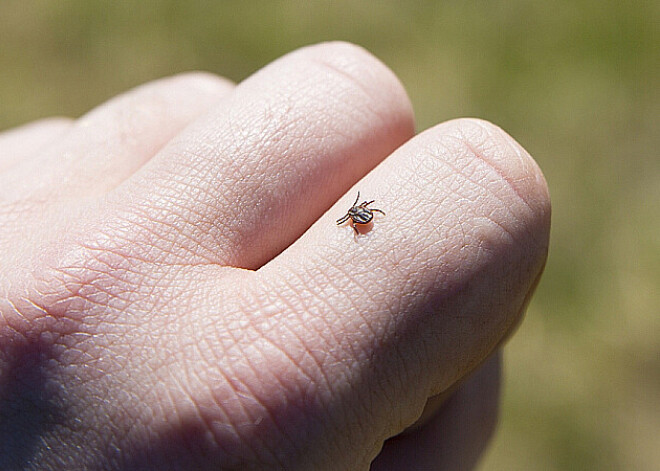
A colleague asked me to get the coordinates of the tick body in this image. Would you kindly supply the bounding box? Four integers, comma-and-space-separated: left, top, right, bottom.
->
336, 192, 385, 235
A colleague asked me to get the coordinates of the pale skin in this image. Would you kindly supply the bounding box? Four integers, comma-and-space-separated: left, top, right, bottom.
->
0, 42, 550, 470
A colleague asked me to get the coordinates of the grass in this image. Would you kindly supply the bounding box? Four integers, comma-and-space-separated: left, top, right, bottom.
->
1, 1, 658, 469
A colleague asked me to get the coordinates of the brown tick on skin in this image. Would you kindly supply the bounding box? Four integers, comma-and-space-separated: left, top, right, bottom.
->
336, 192, 385, 235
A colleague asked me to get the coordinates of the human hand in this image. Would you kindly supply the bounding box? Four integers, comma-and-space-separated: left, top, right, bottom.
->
0, 42, 550, 470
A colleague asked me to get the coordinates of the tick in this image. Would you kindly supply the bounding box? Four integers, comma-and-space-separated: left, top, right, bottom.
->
336, 192, 385, 235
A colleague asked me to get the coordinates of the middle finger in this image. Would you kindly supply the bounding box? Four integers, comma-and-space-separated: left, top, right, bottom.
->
110, 42, 415, 269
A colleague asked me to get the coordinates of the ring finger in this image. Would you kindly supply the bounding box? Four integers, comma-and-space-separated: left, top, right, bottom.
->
0, 72, 234, 203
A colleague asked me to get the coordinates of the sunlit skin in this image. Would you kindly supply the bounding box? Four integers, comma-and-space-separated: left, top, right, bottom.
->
0, 42, 549, 470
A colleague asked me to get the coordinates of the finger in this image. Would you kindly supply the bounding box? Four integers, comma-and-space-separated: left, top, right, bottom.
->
0, 118, 72, 172
371, 353, 501, 471
247, 118, 549, 467
1, 72, 234, 202
111, 41, 414, 269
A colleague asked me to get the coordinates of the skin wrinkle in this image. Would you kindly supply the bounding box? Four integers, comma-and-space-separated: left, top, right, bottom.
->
236, 337, 314, 465
243, 284, 334, 432
2, 297, 63, 339
307, 46, 411, 132
269, 262, 417, 456
43, 270, 134, 324
136, 157, 242, 266
111, 200, 221, 267
158, 365, 223, 465
294, 255, 377, 366
154, 341, 230, 460
418, 134, 521, 243
277, 265, 376, 446
252, 268, 375, 464
260, 272, 338, 391
215, 121, 313, 261
273, 263, 375, 452
290, 265, 358, 367
120, 197, 186, 256
461, 121, 537, 215
111, 219, 187, 268
50, 266, 132, 311
208, 351, 288, 466
189, 294, 287, 465
130, 265, 190, 314
391, 144, 529, 311
68, 220, 164, 268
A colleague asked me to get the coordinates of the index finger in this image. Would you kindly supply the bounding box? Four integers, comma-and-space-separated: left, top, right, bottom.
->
256, 117, 549, 436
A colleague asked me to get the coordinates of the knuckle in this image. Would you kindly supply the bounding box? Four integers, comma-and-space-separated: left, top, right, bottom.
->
294, 41, 413, 128
158, 70, 235, 94
300, 41, 380, 73
444, 118, 550, 221
413, 118, 551, 253
0, 218, 158, 335
435, 118, 551, 288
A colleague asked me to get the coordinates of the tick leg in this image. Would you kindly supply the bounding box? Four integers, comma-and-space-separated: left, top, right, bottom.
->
336, 213, 351, 225
352, 224, 359, 235
372, 208, 386, 216
353, 192, 360, 207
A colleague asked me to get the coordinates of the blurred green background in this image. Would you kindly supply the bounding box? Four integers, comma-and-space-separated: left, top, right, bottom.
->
0, 1, 657, 469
